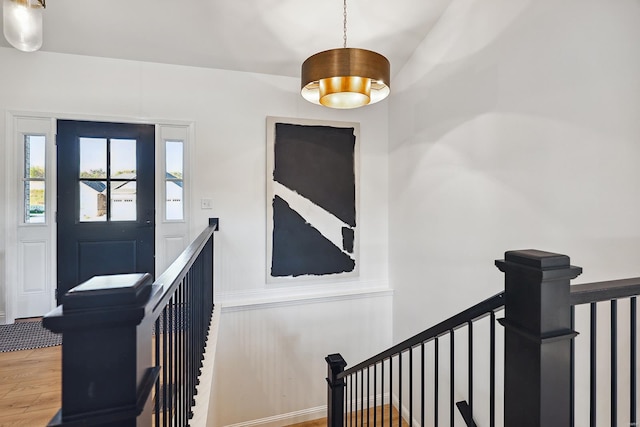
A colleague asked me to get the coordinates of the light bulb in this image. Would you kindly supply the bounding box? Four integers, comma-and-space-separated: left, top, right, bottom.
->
3, 0, 43, 52
319, 76, 371, 109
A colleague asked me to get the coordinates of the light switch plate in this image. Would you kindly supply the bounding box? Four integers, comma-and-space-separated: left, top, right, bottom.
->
201, 198, 213, 209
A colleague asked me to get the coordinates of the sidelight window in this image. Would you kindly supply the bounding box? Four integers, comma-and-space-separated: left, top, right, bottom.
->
165, 140, 184, 221
23, 135, 46, 224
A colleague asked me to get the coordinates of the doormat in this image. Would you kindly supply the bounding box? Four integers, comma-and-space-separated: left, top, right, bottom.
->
0, 321, 62, 352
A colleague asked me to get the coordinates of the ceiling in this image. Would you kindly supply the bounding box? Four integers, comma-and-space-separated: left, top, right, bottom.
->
1, 0, 452, 78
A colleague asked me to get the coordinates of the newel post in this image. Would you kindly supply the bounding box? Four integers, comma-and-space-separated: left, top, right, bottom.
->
496, 250, 582, 427
326, 353, 347, 427
43, 273, 158, 427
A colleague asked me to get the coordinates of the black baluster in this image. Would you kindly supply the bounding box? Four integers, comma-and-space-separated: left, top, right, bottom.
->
374, 363, 378, 427
490, 312, 495, 427
435, 337, 439, 427
389, 356, 393, 427
344, 378, 348, 427
421, 342, 425, 427
590, 303, 597, 427
189, 267, 193, 416
611, 299, 617, 427
155, 317, 161, 427
367, 366, 370, 426
409, 348, 413, 427
361, 370, 364, 427
398, 353, 402, 427
344, 377, 348, 427
571, 306, 575, 427
184, 276, 189, 420
381, 358, 385, 426
169, 297, 174, 426
351, 374, 354, 426
174, 293, 179, 426
188, 270, 193, 418
468, 321, 473, 417
186, 276, 191, 421
450, 330, 454, 427
355, 371, 358, 426
192, 267, 196, 414
197, 259, 203, 391
179, 280, 184, 425
178, 280, 183, 426
632, 297, 637, 427
163, 307, 168, 427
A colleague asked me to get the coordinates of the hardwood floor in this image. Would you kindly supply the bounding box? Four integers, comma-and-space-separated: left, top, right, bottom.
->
286, 404, 409, 427
0, 346, 407, 427
0, 346, 61, 427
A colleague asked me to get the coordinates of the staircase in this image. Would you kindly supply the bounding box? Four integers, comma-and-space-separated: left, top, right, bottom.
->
326, 249, 639, 426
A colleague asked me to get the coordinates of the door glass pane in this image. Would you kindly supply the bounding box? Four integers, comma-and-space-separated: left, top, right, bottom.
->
165, 181, 183, 220
25, 135, 45, 178
111, 181, 137, 221
80, 138, 107, 178
25, 181, 45, 223
110, 139, 137, 178
166, 140, 183, 176
79, 181, 107, 222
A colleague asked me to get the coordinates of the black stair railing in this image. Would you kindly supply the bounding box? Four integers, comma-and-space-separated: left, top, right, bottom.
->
43, 218, 218, 427
569, 277, 640, 427
327, 290, 505, 427
328, 249, 640, 427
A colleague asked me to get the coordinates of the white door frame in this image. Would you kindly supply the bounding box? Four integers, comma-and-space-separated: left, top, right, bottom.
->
3, 110, 193, 324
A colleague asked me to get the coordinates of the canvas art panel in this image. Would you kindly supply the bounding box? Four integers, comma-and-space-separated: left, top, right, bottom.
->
266, 117, 360, 283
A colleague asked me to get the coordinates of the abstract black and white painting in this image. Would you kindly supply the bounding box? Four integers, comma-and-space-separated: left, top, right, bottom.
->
266, 117, 359, 282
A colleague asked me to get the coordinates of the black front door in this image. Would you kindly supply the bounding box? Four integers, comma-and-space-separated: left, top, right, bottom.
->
57, 120, 155, 303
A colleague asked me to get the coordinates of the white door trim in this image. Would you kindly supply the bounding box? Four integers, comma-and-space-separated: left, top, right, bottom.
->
3, 110, 193, 323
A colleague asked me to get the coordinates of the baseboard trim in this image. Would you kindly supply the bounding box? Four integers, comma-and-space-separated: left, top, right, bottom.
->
394, 392, 421, 427
223, 392, 392, 427
223, 405, 326, 427
0, 311, 5, 325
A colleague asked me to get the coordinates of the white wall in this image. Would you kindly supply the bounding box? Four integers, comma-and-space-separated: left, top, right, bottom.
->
211, 294, 392, 426
389, 0, 640, 424
390, 0, 640, 338
0, 47, 392, 425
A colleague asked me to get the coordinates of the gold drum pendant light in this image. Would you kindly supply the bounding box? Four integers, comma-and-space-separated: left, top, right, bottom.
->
301, 0, 390, 109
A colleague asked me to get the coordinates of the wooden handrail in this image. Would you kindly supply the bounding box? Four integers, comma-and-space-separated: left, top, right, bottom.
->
339, 291, 504, 379
570, 277, 640, 305
149, 218, 218, 316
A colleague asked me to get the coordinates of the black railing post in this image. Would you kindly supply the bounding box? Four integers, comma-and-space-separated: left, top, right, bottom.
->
43, 273, 158, 427
326, 353, 347, 427
496, 250, 582, 427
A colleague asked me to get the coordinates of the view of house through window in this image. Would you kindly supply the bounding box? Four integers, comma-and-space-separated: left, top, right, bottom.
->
165, 140, 184, 221
23, 133, 182, 224
79, 137, 137, 222
24, 134, 46, 223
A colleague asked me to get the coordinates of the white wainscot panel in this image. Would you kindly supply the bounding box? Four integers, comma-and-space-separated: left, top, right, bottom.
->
20, 240, 47, 293
17, 239, 51, 318
165, 236, 186, 268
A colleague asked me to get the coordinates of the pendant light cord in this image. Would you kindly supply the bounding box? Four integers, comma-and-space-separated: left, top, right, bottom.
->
343, 0, 347, 48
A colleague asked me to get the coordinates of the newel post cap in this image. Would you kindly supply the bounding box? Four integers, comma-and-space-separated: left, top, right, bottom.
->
43, 273, 153, 333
